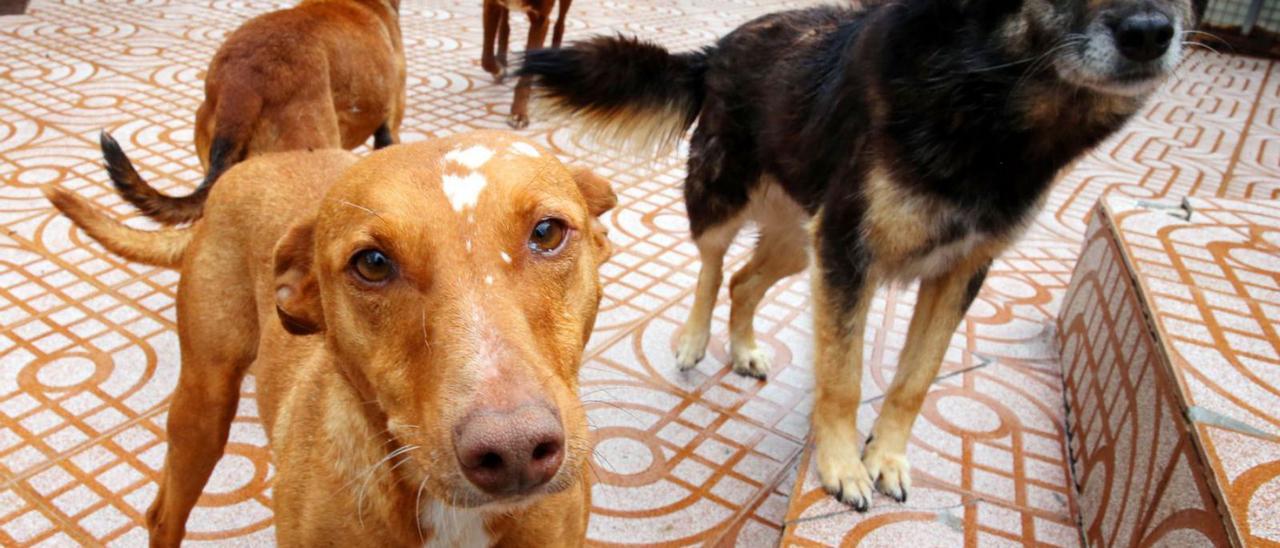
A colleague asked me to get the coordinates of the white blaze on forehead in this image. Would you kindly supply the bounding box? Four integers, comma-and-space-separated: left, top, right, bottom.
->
442, 172, 487, 212
465, 240, 472, 253
444, 145, 495, 170
499, 251, 511, 264
484, 275, 494, 285
510, 141, 540, 158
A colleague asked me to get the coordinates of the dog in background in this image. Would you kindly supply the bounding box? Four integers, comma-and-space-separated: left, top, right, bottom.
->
520, 0, 1204, 510
481, 0, 573, 128
104, 0, 406, 225
45, 132, 615, 546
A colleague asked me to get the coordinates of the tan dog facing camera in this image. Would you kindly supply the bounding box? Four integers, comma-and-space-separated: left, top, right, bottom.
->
45, 131, 615, 547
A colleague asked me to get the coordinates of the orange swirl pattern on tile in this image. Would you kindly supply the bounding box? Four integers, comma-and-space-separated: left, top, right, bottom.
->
1077, 195, 1280, 546
1057, 205, 1232, 546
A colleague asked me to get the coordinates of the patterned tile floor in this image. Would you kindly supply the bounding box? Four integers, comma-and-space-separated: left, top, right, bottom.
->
0, 0, 1276, 546
1058, 196, 1280, 546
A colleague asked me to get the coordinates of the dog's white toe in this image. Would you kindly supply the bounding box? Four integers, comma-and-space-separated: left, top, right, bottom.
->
863, 443, 911, 503
731, 344, 770, 379
817, 447, 875, 512
675, 330, 709, 370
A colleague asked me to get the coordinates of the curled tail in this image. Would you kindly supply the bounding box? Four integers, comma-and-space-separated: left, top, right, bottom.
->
518, 35, 710, 156
43, 185, 193, 268
104, 84, 260, 224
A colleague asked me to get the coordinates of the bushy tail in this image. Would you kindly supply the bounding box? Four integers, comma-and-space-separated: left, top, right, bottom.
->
518, 35, 710, 156
103, 84, 260, 224
43, 185, 193, 268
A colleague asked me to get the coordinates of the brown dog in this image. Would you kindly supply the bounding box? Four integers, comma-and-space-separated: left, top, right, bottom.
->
103, 0, 406, 225
481, 0, 573, 128
45, 131, 616, 546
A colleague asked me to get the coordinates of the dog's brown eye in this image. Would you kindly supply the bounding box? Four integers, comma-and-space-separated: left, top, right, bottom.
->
352, 249, 394, 283
528, 218, 568, 254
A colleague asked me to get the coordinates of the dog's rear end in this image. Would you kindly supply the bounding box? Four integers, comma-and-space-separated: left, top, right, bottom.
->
105, 0, 405, 225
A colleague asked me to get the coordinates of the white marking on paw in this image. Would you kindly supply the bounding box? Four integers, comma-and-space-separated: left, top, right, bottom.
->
443, 173, 487, 212
465, 240, 472, 253
445, 145, 495, 170
500, 251, 511, 264
484, 275, 494, 285
510, 142, 540, 158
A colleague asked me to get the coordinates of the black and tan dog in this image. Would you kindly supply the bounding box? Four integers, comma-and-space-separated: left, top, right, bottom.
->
104, 0, 406, 225
520, 0, 1204, 510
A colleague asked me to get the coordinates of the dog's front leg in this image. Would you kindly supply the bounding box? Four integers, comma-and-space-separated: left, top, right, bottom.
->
811, 232, 878, 511
862, 255, 992, 502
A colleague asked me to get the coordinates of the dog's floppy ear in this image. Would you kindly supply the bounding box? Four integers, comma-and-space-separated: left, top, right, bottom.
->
569, 166, 617, 257
570, 166, 617, 218
273, 218, 325, 335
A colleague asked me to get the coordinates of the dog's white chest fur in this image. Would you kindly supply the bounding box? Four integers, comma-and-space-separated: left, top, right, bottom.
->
420, 502, 490, 548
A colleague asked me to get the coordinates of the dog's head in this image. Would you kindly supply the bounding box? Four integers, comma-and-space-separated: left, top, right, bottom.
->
984, 0, 1205, 96
271, 131, 615, 510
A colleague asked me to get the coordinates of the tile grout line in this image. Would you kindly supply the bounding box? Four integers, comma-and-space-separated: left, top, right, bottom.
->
1, 403, 170, 491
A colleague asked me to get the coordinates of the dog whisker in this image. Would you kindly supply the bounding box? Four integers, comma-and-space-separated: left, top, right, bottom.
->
578, 398, 647, 426
352, 443, 420, 530
334, 198, 386, 221
414, 474, 430, 544
1182, 40, 1221, 55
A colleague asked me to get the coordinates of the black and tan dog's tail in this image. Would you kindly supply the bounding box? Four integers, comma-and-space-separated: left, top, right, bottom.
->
102, 86, 259, 225
519, 35, 710, 156
43, 185, 193, 268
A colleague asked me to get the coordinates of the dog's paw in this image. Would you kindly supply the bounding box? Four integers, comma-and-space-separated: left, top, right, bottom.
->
507, 113, 530, 129
817, 440, 874, 512
492, 68, 507, 84
730, 344, 769, 379
675, 330, 710, 370
863, 442, 911, 503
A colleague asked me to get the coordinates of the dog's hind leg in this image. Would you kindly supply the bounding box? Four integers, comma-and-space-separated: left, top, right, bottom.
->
146, 243, 258, 547
497, 8, 511, 74
674, 129, 756, 370
725, 186, 809, 379
482, 1, 506, 81
675, 212, 745, 370
862, 255, 992, 503
551, 0, 573, 48
508, 9, 551, 128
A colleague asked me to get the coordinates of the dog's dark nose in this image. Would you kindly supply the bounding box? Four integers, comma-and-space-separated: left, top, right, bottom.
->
454, 403, 564, 496
1112, 12, 1174, 62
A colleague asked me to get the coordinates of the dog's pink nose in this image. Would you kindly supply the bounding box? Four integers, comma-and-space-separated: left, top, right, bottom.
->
453, 403, 564, 496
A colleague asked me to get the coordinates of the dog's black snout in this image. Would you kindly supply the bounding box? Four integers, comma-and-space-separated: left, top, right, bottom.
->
1112, 12, 1174, 62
